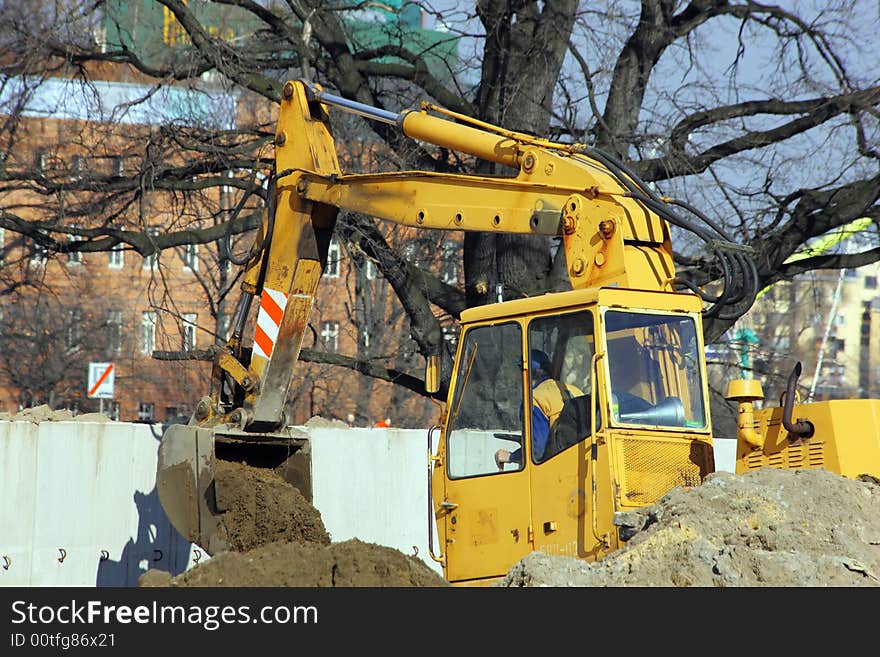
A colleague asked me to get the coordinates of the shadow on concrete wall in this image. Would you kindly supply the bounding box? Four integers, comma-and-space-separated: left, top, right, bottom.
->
96, 423, 196, 586
95, 487, 195, 586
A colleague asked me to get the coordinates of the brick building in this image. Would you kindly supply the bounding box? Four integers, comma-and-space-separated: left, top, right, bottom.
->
0, 11, 462, 428
0, 72, 461, 428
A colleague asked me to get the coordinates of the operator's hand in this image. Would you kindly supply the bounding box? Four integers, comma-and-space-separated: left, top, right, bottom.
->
495, 449, 510, 470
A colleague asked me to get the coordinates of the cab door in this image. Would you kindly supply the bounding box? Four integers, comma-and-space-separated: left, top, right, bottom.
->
440, 322, 532, 583
441, 460, 531, 583
525, 308, 604, 560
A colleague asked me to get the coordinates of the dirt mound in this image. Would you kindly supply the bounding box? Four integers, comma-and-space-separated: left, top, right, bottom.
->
214, 459, 330, 552
0, 405, 115, 423
141, 538, 447, 587
499, 468, 880, 587
142, 459, 447, 587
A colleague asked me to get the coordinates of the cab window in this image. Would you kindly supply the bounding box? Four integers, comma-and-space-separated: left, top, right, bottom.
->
528, 310, 597, 463
446, 323, 524, 478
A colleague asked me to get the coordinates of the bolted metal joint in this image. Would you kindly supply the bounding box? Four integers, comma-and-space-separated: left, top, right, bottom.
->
195, 397, 213, 421
230, 408, 251, 430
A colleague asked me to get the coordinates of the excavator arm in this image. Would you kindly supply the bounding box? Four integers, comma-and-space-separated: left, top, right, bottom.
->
157, 79, 758, 554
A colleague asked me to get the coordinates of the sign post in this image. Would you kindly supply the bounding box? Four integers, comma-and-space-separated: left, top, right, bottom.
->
87, 362, 115, 414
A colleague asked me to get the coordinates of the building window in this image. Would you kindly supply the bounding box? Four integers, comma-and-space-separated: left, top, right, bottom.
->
442, 324, 459, 348
183, 313, 197, 351
67, 225, 83, 265
165, 405, 189, 423
320, 320, 339, 352
866, 276, 877, 289
0, 227, 5, 265
441, 240, 458, 284
107, 310, 122, 356
323, 238, 340, 278
138, 402, 155, 421
29, 241, 48, 267
109, 242, 124, 268
113, 157, 125, 177
108, 401, 120, 421
141, 311, 156, 355
182, 242, 198, 271
66, 308, 81, 350
35, 150, 47, 173
363, 259, 376, 280
70, 155, 83, 180
143, 227, 160, 270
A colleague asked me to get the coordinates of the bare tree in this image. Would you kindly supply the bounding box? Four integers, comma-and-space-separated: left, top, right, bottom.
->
0, 1, 876, 411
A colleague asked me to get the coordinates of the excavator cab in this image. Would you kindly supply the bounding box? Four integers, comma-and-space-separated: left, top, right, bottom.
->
431, 286, 714, 585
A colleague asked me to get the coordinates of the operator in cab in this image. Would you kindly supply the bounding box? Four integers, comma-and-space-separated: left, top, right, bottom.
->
494, 349, 583, 468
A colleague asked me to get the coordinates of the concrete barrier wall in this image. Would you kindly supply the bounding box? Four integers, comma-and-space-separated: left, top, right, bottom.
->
713, 438, 736, 473
1, 420, 736, 586
0, 421, 198, 587
307, 426, 443, 574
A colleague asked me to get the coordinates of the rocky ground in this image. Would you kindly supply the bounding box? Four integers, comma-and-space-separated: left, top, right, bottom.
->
140, 459, 880, 588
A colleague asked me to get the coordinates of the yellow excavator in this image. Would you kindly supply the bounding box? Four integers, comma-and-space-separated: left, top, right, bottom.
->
156, 79, 880, 586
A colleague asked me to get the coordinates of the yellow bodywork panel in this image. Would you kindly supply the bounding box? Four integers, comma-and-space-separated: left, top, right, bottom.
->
739, 399, 880, 479
459, 286, 701, 324
528, 436, 616, 562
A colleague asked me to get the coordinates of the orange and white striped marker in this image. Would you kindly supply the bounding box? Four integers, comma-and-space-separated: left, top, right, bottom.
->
253, 287, 289, 360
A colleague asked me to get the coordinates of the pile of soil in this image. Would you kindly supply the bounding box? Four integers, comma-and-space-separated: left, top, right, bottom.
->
0, 404, 113, 423
140, 538, 446, 587
212, 459, 331, 552
141, 459, 447, 587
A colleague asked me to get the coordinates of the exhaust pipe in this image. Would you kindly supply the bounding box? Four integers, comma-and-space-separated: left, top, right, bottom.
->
782, 363, 815, 439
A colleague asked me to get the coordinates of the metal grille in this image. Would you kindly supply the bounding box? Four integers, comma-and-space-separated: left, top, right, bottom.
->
746, 452, 764, 470
808, 442, 825, 467
742, 441, 826, 472
618, 438, 710, 507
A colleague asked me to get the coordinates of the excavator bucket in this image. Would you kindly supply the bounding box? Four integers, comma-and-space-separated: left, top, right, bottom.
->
156, 422, 313, 556
156, 424, 231, 555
